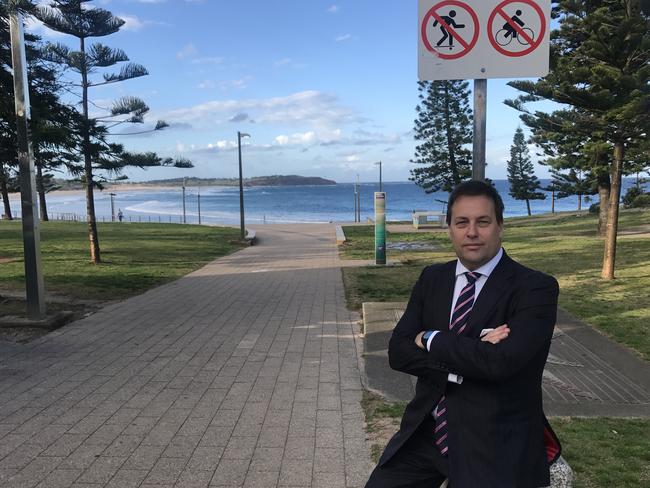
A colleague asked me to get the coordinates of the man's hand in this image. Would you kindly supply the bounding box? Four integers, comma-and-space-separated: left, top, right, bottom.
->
481, 324, 510, 344
415, 331, 426, 349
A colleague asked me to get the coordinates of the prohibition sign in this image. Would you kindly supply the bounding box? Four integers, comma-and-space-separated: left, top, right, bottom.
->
421, 0, 479, 60
487, 0, 546, 57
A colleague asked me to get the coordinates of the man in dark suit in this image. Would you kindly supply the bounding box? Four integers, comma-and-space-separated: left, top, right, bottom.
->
366, 180, 561, 488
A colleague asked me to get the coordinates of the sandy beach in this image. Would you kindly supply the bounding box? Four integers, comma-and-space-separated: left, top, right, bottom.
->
8, 184, 188, 198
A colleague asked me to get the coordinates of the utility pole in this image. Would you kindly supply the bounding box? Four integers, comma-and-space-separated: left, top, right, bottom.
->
109, 193, 116, 222
10, 10, 46, 319
197, 185, 201, 225
375, 161, 383, 192
182, 177, 186, 224
353, 181, 358, 222
237, 131, 250, 240
356, 174, 361, 222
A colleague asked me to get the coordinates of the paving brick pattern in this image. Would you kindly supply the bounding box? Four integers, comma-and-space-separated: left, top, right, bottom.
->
0, 224, 373, 488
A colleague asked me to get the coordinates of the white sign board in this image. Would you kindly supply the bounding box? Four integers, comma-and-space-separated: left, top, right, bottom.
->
418, 0, 550, 80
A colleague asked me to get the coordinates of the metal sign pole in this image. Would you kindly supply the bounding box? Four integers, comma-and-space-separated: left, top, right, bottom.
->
472, 79, 487, 181
10, 11, 46, 319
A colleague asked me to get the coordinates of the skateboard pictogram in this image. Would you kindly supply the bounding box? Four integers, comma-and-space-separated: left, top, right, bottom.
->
421, 0, 479, 60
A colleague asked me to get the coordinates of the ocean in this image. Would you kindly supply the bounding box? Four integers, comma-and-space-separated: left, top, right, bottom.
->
8, 179, 646, 225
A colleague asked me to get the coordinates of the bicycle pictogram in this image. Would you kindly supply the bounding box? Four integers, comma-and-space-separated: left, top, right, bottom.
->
494, 9, 535, 46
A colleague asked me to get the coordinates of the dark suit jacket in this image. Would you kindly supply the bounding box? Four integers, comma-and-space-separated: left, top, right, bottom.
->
379, 251, 561, 488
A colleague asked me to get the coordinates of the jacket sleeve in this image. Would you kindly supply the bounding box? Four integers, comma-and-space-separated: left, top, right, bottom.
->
388, 268, 451, 383
427, 273, 559, 381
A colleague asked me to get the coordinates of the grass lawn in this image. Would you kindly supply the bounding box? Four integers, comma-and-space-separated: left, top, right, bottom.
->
0, 220, 246, 301
340, 209, 650, 361
361, 393, 650, 487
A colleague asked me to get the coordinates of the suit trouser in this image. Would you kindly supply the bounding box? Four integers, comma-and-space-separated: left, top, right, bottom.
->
366, 415, 449, 488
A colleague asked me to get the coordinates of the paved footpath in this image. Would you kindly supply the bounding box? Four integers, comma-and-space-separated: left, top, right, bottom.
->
0, 224, 374, 488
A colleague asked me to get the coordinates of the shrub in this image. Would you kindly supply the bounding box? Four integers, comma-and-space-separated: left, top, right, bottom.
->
630, 194, 650, 208
622, 186, 643, 207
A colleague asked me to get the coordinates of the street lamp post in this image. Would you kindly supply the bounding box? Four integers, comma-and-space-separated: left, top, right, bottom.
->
237, 131, 250, 240
356, 174, 361, 222
10, 9, 45, 319
197, 185, 201, 225
182, 177, 187, 224
109, 193, 116, 222
375, 161, 383, 192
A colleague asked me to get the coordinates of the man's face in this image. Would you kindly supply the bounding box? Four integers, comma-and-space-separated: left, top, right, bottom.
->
448, 195, 503, 270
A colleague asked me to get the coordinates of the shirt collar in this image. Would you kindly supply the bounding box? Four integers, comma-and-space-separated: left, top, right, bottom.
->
455, 247, 504, 279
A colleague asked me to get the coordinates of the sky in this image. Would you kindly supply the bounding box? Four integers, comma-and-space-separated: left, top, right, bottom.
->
26, 0, 556, 183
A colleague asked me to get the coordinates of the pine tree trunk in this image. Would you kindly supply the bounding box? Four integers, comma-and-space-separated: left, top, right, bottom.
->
598, 178, 611, 237
0, 167, 12, 220
551, 190, 555, 214
36, 164, 49, 221
526, 199, 531, 216
81, 36, 101, 263
577, 193, 582, 211
601, 143, 623, 280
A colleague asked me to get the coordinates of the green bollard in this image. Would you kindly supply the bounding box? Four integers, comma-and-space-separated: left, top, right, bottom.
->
375, 192, 386, 265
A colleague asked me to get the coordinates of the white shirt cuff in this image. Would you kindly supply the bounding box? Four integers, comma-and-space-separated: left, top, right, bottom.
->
425, 330, 439, 351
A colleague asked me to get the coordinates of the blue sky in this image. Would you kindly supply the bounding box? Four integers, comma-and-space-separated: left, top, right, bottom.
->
27, 0, 553, 183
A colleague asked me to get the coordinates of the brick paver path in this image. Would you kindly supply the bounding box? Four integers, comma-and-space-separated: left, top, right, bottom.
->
0, 224, 373, 488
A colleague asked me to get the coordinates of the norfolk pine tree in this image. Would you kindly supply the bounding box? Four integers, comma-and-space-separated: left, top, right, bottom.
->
0, 0, 77, 221
506, 127, 545, 216
35, 0, 191, 263
410, 80, 472, 194
507, 0, 649, 279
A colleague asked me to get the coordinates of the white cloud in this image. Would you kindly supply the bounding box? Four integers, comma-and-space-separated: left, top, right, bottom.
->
274, 131, 317, 146
191, 56, 224, 65
197, 80, 215, 89
274, 58, 292, 67
219, 76, 253, 91
176, 43, 198, 60
327, 5, 339, 13
215, 140, 237, 150
25, 15, 69, 39
335, 34, 352, 42
158, 91, 360, 131
345, 155, 361, 162
118, 14, 146, 31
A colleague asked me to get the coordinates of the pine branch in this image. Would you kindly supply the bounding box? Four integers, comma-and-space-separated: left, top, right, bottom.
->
102, 63, 148, 83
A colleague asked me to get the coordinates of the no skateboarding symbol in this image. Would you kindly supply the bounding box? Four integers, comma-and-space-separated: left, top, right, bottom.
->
421, 0, 479, 60
488, 0, 546, 56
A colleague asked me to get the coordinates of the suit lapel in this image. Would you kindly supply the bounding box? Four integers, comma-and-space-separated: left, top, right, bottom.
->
435, 261, 457, 331
465, 252, 516, 337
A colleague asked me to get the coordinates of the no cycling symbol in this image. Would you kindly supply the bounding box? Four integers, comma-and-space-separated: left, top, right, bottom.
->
421, 0, 546, 59
488, 0, 546, 56
421, 0, 479, 60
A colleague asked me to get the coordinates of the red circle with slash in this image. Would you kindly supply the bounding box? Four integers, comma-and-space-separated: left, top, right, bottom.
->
488, 0, 546, 57
421, 0, 479, 60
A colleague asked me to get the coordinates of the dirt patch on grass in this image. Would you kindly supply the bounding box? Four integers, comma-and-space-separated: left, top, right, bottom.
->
0, 295, 103, 343
0, 257, 19, 264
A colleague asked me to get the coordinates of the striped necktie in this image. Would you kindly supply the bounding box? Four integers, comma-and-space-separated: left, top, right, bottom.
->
434, 271, 480, 456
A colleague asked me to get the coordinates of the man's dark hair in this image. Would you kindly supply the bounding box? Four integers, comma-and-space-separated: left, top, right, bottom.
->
446, 180, 505, 225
